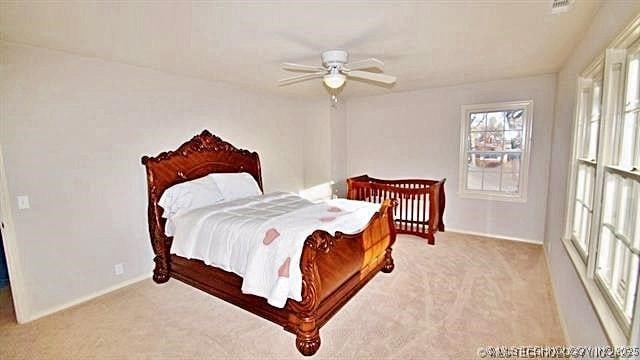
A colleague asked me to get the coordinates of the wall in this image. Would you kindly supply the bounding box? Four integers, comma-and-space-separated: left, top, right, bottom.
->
346, 74, 556, 242
330, 101, 348, 197
0, 42, 319, 320
300, 99, 349, 200
303, 100, 331, 189
544, 1, 640, 345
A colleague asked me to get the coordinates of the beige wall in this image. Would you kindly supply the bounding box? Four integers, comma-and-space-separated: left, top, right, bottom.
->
544, 1, 640, 345
330, 101, 348, 197
0, 42, 320, 319
345, 74, 557, 242
303, 100, 331, 188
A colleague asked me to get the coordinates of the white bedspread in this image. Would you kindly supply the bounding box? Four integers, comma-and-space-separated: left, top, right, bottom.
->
170, 192, 380, 308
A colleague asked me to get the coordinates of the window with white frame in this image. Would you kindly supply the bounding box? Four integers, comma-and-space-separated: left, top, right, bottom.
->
564, 27, 640, 344
568, 66, 603, 259
459, 101, 533, 202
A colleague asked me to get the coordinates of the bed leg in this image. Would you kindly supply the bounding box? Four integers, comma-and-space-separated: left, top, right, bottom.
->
152, 255, 170, 283
426, 232, 435, 246
381, 248, 395, 273
295, 320, 321, 356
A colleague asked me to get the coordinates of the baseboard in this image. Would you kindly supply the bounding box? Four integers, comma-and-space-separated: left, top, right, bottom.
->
542, 246, 571, 345
27, 273, 151, 322
446, 228, 542, 245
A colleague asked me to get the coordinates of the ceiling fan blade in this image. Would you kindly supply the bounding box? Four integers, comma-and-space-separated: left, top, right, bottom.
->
278, 72, 326, 86
343, 58, 384, 71
281, 62, 326, 72
345, 70, 396, 84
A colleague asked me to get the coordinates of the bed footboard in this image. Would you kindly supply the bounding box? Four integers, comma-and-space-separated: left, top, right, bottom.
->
287, 199, 397, 356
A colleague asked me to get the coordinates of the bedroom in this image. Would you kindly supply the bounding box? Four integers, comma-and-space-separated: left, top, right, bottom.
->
1, 0, 639, 358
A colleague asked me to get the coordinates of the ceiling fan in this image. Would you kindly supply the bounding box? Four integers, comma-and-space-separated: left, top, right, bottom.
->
278, 50, 397, 89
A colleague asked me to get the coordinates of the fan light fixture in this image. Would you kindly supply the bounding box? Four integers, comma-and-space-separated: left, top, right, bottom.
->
279, 50, 396, 91
323, 71, 346, 89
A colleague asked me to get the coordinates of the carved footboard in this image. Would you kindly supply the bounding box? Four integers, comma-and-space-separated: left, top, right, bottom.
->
287, 199, 397, 356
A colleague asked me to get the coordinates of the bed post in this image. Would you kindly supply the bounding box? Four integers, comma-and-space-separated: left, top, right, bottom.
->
438, 179, 446, 232
381, 200, 397, 273
381, 248, 395, 273
290, 231, 327, 356
141, 157, 172, 283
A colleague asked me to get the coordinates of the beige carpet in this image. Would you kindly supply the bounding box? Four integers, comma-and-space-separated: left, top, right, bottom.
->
0, 232, 564, 359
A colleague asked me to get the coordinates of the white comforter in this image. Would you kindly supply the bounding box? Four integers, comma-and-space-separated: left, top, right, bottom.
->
169, 192, 380, 308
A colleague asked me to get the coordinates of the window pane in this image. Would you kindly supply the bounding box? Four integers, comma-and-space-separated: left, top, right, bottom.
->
602, 173, 619, 225
470, 113, 486, 131
626, 57, 639, 108
616, 178, 633, 237
634, 182, 640, 250
624, 254, 639, 318
597, 226, 615, 279
610, 239, 625, 304
501, 171, 519, 193
618, 111, 638, 169
580, 205, 591, 252
504, 131, 522, 151
576, 166, 586, 202
466, 170, 483, 190
503, 152, 520, 173
579, 89, 591, 158
506, 109, 524, 130
483, 167, 500, 191
592, 81, 602, 119
587, 120, 599, 160
486, 112, 505, 131
585, 166, 595, 208
469, 132, 484, 151
573, 201, 583, 239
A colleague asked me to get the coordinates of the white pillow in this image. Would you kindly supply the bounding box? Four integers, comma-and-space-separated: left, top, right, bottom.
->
158, 173, 225, 220
210, 172, 263, 201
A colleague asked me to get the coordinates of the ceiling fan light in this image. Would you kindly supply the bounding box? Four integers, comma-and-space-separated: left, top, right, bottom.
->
323, 73, 346, 89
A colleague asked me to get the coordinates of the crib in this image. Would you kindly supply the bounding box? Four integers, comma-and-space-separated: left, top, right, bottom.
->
347, 175, 446, 245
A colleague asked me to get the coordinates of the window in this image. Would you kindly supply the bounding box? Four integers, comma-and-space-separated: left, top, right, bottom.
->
594, 42, 640, 335
568, 65, 603, 259
459, 101, 533, 202
564, 20, 640, 346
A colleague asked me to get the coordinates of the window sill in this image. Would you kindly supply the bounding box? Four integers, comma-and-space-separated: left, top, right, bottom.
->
562, 237, 628, 346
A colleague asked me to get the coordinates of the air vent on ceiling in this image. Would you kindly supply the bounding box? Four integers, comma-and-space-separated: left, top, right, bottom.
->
551, 0, 574, 14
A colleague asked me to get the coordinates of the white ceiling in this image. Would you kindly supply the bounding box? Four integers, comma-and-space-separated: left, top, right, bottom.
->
0, 1, 601, 98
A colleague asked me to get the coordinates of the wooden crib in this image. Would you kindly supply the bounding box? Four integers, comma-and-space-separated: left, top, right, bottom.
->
347, 175, 446, 245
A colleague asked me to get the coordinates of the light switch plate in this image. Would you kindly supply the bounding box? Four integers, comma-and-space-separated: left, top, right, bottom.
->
17, 195, 30, 209
114, 263, 124, 275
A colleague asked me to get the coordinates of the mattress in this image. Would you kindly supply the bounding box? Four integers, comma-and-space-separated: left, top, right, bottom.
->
169, 192, 380, 307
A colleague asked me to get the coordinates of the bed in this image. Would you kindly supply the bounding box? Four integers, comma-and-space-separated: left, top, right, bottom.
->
141, 130, 397, 356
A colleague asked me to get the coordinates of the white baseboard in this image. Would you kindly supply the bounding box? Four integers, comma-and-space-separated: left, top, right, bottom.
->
27, 273, 151, 322
542, 246, 571, 344
446, 228, 542, 245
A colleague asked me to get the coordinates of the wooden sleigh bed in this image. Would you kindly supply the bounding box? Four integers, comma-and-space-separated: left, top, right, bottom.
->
141, 130, 397, 356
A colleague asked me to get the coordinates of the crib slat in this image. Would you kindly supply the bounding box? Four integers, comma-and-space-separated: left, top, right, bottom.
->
409, 184, 414, 233
403, 184, 407, 231
423, 186, 428, 234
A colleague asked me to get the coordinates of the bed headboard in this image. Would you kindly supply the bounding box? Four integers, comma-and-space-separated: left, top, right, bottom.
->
141, 130, 262, 280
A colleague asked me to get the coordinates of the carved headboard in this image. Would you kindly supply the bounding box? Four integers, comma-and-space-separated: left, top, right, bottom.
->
141, 130, 263, 264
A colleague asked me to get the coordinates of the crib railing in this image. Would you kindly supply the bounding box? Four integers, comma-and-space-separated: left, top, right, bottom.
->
347, 175, 446, 245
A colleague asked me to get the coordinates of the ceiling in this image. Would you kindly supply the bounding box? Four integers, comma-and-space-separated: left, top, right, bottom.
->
0, 1, 601, 98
